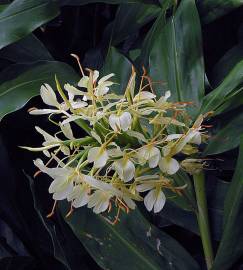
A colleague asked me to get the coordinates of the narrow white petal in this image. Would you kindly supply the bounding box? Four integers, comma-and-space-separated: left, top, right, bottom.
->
29, 109, 61, 115
60, 123, 74, 140
93, 70, 100, 82
98, 73, 114, 84
40, 84, 59, 107
35, 126, 56, 143
134, 91, 156, 101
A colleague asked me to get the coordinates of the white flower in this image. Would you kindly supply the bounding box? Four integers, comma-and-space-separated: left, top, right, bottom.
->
94, 73, 115, 97
88, 146, 109, 168
30, 84, 68, 115
144, 189, 166, 213
159, 157, 180, 175
109, 112, 132, 132
137, 145, 161, 168
67, 184, 90, 208
64, 83, 88, 108
136, 183, 166, 213
34, 159, 74, 200
87, 190, 112, 214
113, 158, 135, 182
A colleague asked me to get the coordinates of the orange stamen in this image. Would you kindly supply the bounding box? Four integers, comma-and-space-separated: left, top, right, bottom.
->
46, 200, 57, 218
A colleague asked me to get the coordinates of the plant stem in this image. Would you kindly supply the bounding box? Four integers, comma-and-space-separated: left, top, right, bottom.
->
193, 171, 214, 269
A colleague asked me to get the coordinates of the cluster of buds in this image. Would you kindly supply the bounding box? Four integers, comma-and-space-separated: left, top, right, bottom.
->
24, 62, 209, 223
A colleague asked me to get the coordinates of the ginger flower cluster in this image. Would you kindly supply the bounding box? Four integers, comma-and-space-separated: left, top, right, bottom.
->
24, 67, 208, 222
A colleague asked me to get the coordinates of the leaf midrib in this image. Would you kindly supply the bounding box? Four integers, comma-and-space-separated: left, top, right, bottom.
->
0, 76, 50, 97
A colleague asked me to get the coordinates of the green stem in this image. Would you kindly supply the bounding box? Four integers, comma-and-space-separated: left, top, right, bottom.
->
193, 171, 214, 269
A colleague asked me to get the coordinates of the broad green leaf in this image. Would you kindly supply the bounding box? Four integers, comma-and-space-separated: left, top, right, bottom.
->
110, 3, 161, 45
212, 136, 243, 270
213, 86, 243, 115
0, 0, 59, 49
144, 0, 204, 116
60, 203, 200, 270
101, 46, 132, 95
0, 61, 79, 119
211, 44, 243, 87
0, 34, 53, 63
138, 0, 173, 69
200, 60, 243, 115
197, 0, 243, 24
204, 112, 243, 155
60, 0, 158, 5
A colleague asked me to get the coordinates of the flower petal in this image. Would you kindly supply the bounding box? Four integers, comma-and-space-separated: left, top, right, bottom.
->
144, 189, 157, 212
159, 157, 180, 175
120, 112, 132, 131
78, 76, 89, 88
154, 190, 166, 213
40, 84, 59, 107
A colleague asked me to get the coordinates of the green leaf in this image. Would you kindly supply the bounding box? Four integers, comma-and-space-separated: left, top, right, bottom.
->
0, 61, 79, 119
144, 0, 204, 116
101, 46, 132, 95
138, 0, 173, 67
204, 112, 243, 155
197, 0, 243, 24
200, 60, 243, 115
110, 3, 161, 45
0, 34, 53, 63
59, 203, 200, 270
0, 0, 59, 49
211, 44, 243, 87
0, 4, 8, 13
60, 0, 158, 5
212, 136, 243, 270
